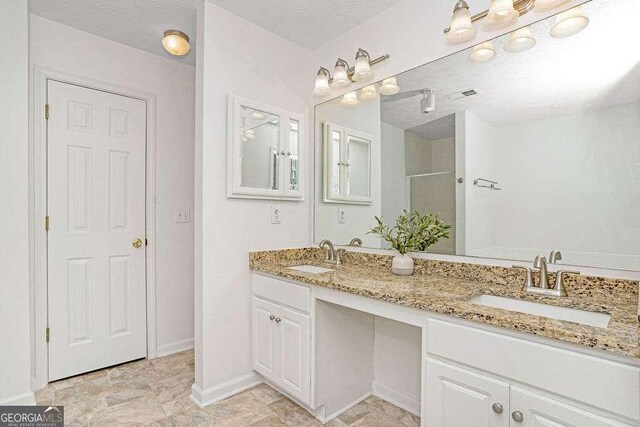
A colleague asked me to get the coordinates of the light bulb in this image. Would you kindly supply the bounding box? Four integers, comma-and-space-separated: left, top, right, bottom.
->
352, 49, 373, 82
340, 92, 359, 107
446, 1, 477, 44
162, 30, 190, 56
331, 59, 350, 88
360, 85, 378, 100
550, 6, 589, 38
469, 41, 496, 63
313, 67, 331, 97
244, 129, 255, 140
504, 26, 536, 53
534, 0, 569, 11
483, 0, 519, 30
379, 77, 400, 96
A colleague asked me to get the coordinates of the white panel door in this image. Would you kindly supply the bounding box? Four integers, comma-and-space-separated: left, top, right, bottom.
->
425, 358, 510, 427
47, 80, 147, 381
252, 297, 278, 382
276, 305, 310, 404
509, 387, 630, 427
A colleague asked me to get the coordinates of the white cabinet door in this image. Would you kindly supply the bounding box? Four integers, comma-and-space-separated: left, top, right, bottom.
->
425, 358, 510, 427
509, 387, 631, 427
252, 297, 278, 382
277, 305, 310, 404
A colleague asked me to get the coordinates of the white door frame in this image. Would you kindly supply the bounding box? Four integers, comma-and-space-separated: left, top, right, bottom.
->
30, 66, 158, 389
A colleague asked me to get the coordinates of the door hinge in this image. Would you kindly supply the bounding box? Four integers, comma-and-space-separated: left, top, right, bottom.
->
45, 104, 49, 120
46, 327, 50, 343
45, 216, 50, 232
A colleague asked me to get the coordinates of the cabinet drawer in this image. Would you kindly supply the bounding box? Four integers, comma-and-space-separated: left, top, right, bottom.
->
252, 274, 311, 313
427, 319, 640, 422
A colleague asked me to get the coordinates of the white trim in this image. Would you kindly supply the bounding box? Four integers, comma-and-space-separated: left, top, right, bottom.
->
319, 391, 372, 424
189, 372, 263, 408
156, 337, 194, 358
372, 380, 421, 416
30, 66, 158, 389
0, 391, 36, 406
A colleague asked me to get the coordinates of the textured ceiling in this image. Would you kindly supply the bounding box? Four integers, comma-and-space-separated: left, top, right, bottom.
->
28, 0, 199, 65
207, 0, 405, 49
380, 0, 640, 137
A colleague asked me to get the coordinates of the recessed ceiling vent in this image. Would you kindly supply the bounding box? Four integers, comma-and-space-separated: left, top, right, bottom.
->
446, 89, 478, 100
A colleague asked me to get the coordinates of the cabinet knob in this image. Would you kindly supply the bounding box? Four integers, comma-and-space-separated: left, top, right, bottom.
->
269, 315, 275, 321
512, 411, 524, 423
275, 317, 281, 323
492, 403, 503, 414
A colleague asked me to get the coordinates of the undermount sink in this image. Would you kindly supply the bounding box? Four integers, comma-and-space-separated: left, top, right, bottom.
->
288, 265, 334, 274
469, 294, 611, 328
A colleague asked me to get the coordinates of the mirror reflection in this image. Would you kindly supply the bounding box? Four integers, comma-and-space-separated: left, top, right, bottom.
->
240, 105, 280, 190
314, 0, 640, 271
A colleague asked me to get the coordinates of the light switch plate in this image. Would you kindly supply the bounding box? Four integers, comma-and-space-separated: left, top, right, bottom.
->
271, 206, 282, 224
338, 208, 346, 224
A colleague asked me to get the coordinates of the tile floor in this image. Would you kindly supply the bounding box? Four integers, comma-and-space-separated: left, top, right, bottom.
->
35, 350, 420, 426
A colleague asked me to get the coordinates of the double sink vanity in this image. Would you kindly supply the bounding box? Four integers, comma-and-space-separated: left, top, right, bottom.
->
249, 247, 640, 426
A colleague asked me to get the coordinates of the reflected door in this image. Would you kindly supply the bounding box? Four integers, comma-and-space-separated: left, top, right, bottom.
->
47, 80, 147, 381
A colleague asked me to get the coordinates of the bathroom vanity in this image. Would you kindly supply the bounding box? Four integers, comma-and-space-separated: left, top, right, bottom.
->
249, 248, 640, 426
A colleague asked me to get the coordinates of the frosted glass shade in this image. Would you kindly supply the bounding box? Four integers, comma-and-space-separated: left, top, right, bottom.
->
340, 92, 359, 107
550, 6, 589, 38
504, 26, 536, 52
535, 0, 569, 11
360, 85, 378, 100
469, 41, 496, 63
483, 0, 519, 30
331, 64, 350, 88
379, 77, 400, 95
353, 55, 373, 82
162, 30, 190, 56
446, 5, 477, 44
313, 70, 331, 97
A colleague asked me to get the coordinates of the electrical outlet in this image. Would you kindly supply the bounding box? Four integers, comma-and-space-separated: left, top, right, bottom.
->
338, 208, 346, 224
174, 208, 191, 223
271, 206, 282, 224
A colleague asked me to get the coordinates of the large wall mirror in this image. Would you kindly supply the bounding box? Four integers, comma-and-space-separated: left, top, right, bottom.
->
314, 0, 640, 271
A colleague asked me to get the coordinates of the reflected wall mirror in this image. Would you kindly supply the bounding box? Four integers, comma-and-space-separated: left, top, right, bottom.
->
228, 95, 304, 200
314, 0, 640, 271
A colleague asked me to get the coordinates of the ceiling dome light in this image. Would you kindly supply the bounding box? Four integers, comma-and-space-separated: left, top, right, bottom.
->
360, 85, 378, 100
340, 92, 359, 107
331, 59, 350, 88
446, 0, 477, 44
313, 67, 331, 97
379, 77, 400, 96
550, 6, 589, 38
469, 41, 496, 63
534, 0, 569, 12
352, 49, 373, 82
504, 26, 536, 52
483, 0, 519, 30
162, 30, 190, 56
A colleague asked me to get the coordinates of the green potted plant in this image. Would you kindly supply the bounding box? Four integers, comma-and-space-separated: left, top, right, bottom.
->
369, 210, 452, 275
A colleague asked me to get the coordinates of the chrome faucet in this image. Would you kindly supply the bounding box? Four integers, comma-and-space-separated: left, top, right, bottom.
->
513, 255, 580, 297
319, 239, 341, 265
549, 250, 563, 264
349, 237, 363, 247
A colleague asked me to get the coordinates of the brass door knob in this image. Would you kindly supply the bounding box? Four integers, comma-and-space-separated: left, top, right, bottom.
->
132, 238, 143, 248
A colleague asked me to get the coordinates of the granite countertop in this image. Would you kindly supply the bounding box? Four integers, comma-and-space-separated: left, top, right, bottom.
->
249, 248, 640, 359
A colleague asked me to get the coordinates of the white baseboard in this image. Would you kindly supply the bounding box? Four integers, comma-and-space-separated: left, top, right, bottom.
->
320, 391, 372, 424
190, 372, 263, 408
0, 391, 36, 405
372, 380, 421, 416
156, 337, 194, 358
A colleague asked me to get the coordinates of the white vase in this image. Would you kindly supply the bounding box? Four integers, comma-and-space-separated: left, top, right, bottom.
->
392, 254, 414, 276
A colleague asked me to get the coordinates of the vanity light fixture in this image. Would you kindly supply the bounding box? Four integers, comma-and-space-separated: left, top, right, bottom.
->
483, 0, 519, 30
379, 77, 400, 96
311, 49, 390, 97
340, 92, 359, 107
469, 41, 496, 63
534, 0, 569, 12
360, 85, 378, 100
446, 1, 477, 44
504, 26, 536, 52
550, 6, 589, 38
162, 29, 190, 56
